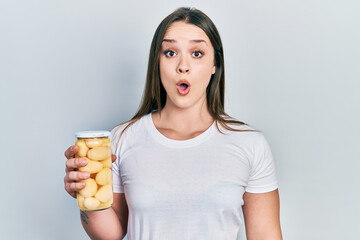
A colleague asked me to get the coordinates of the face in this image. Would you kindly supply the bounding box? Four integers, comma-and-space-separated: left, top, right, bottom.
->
159, 21, 216, 110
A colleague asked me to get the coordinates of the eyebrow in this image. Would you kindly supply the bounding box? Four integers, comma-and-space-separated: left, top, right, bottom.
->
162, 39, 208, 46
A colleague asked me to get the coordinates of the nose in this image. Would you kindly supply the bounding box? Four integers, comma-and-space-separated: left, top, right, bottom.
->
177, 56, 190, 74
178, 68, 189, 73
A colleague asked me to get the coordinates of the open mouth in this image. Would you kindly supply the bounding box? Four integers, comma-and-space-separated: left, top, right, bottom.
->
176, 81, 191, 96
179, 83, 188, 91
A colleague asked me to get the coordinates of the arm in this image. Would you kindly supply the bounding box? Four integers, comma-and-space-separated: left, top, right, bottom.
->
81, 193, 128, 240
64, 146, 129, 240
242, 189, 282, 240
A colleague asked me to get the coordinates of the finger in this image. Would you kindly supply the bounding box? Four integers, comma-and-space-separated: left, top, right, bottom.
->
66, 158, 88, 170
64, 178, 79, 198
67, 191, 76, 198
111, 154, 117, 163
66, 171, 90, 182
63, 181, 78, 199
65, 181, 86, 193
64, 145, 79, 159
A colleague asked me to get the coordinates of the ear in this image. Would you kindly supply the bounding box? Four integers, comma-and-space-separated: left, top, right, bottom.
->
212, 59, 216, 74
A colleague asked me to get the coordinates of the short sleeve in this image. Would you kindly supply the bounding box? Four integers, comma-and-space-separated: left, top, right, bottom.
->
112, 157, 124, 193
245, 133, 278, 193
110, 126, 125, 193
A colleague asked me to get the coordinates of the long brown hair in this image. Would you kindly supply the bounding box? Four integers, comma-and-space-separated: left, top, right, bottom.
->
115, 7, 255, 137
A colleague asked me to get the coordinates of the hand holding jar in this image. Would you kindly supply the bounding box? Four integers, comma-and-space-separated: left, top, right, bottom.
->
64, 131, 115, 211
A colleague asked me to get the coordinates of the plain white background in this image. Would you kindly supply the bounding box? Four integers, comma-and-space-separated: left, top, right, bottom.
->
0, 0, 359, 239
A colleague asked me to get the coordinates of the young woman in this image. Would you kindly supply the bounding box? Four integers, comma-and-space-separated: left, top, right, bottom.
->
64, 7, 282, 240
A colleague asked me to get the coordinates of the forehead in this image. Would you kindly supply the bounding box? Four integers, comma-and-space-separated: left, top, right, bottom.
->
163, 21, 210, 44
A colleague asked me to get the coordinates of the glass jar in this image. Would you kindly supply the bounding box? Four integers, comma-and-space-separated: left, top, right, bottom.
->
74, 131, 113, 211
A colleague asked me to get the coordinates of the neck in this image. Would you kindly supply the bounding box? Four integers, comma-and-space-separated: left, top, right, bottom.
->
155, 97, 213, 131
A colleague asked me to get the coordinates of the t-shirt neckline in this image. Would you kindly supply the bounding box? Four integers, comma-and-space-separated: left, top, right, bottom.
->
145, 113, 217, 148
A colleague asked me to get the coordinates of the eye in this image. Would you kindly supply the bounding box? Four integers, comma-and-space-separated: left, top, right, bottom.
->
164, 50, 176, 57
192, 50, 204, 58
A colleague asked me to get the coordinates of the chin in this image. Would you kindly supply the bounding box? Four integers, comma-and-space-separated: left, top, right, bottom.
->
174, 102, 195, 110
165, 91, 206, 110
166, 98, 194, 109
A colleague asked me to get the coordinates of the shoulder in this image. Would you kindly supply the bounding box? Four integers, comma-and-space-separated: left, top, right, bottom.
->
216, 118, 267, 148
110, 114, 152, 149
217, 116, 261, 135
110, 114, 149, 140
109, 114, 150, 157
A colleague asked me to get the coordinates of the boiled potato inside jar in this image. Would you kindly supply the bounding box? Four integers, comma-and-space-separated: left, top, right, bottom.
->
95, 184, 112, 203
88, 146, 110, 161
101, 157, 112, 168
77, 193, 85, 209
79, 178, 97, 197
78, 158, 103, 173
95, 168, 112, 185
84, 197, 101, 210
75, 139, 89, 157
98, 198, 113, 209
100, 138, 111, 147
85, 138, 103, 148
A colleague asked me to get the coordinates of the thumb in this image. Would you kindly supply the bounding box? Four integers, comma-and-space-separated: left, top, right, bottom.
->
111, 154, 117, 163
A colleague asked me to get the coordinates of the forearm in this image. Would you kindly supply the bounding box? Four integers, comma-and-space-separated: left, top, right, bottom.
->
245, 227, 282, 240
80, 207, 126, 240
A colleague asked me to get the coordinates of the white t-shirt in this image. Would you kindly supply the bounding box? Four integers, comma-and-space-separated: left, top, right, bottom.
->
110, 113, 278, 240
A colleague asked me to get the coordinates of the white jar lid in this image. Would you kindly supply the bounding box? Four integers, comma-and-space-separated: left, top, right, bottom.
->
75, 130, 110, 138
